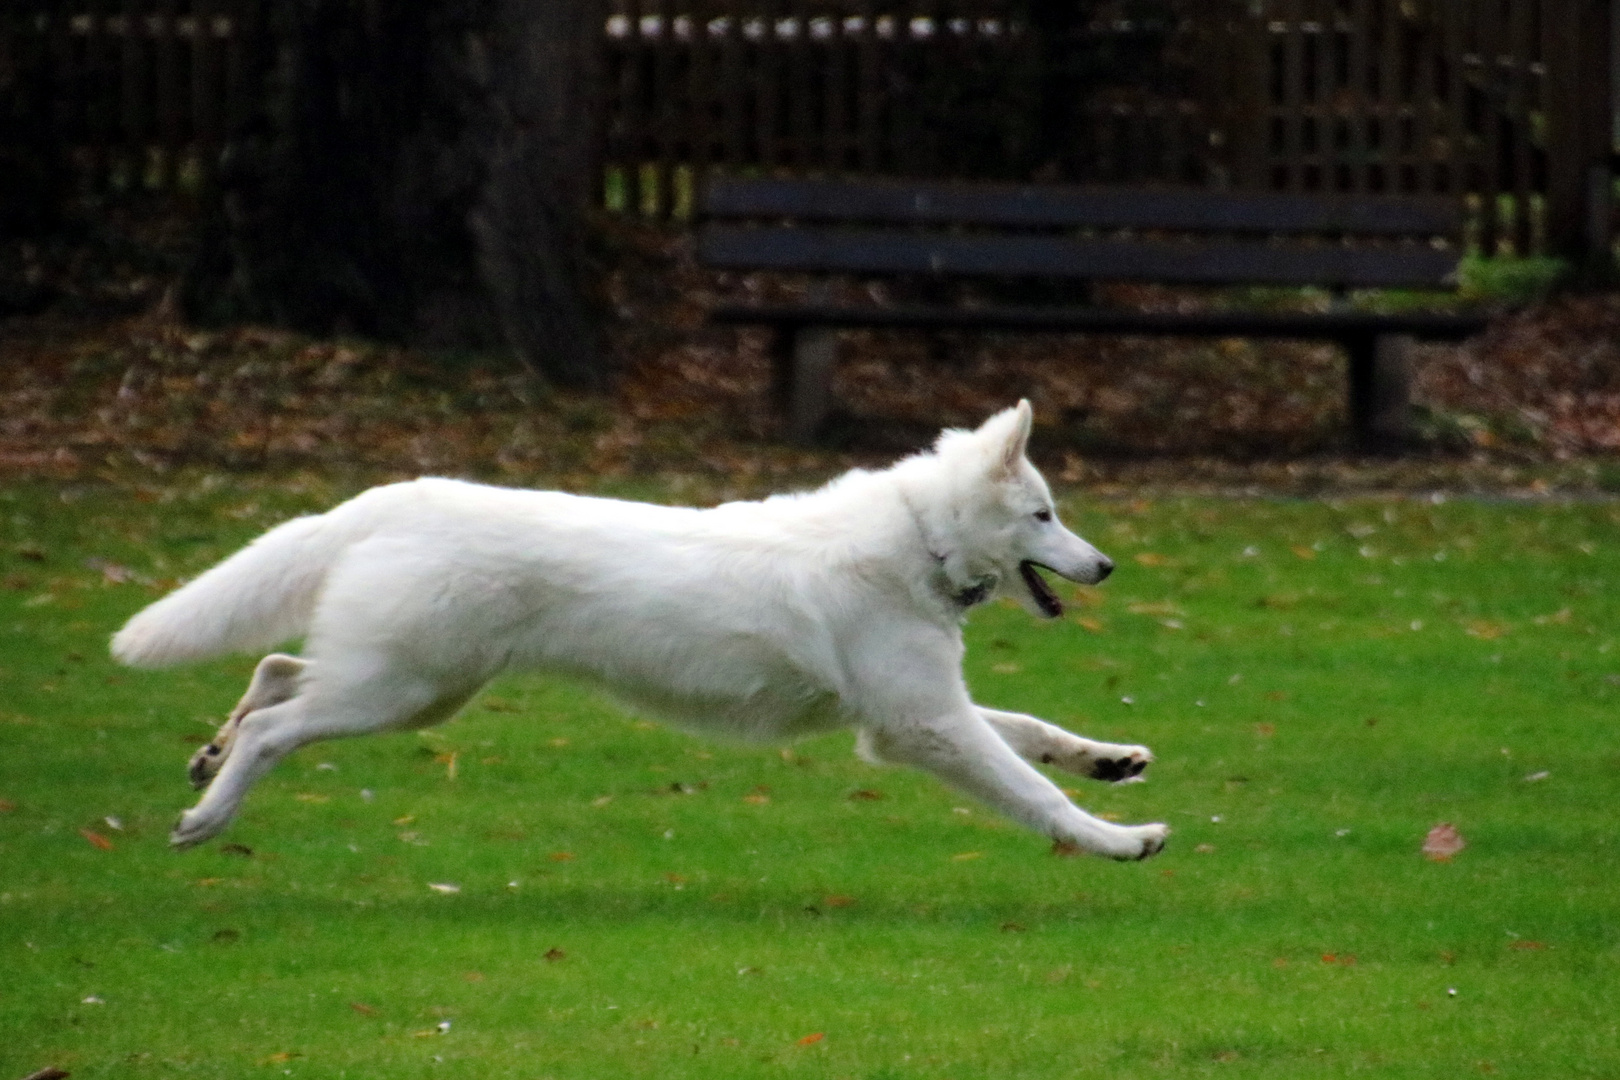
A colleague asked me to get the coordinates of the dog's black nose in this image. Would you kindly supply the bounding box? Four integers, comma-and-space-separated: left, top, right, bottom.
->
1095, 557, 1114, 582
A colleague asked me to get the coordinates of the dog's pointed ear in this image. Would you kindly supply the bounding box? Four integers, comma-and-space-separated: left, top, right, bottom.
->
993, 399, 1034, 475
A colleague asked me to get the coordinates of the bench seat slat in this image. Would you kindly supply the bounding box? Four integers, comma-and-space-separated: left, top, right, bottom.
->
707, 302, 1488, 340
703, 178, 1463, 236
698, 225, 1460, 289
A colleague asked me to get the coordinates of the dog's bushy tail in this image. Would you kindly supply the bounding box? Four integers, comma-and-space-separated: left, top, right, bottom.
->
112, 511, 348, 668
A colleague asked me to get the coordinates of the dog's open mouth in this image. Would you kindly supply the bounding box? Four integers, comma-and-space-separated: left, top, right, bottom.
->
1019, 561, 1064, 618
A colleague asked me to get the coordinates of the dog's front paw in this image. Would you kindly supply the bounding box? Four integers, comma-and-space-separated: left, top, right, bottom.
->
1113, 823, 1170, 861
1089, 744, 1152, 783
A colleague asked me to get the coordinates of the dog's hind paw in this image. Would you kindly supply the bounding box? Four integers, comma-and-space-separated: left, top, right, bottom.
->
187, 742, 225, 790
170, 808, 229, 850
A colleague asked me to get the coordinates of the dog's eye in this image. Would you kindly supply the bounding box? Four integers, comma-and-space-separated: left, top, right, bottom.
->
1033, 509, 1053, 523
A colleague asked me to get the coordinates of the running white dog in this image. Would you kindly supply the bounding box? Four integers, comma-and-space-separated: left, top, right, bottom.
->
112, 401, 1168, 860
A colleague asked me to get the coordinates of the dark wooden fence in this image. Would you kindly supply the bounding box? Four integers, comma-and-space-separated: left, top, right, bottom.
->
1213, 0, 1615, 260
603, 0, 1615, 259
0, 0, 261, 198
3, 0, 1612, 259
601, 0, 1222, 216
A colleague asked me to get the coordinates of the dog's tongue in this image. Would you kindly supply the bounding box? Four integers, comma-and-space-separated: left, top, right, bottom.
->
1019, 561, 1063, 618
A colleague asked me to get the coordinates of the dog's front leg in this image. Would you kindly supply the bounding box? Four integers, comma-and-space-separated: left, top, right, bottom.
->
860, 713, 1168, 861
978, 707, 1152, 783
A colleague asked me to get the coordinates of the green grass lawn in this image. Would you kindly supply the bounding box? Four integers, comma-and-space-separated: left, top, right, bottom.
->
2, 477, 1617, 1079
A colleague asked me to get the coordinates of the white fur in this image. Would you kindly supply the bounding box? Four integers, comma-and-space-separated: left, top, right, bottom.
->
113, 401, 1169, 860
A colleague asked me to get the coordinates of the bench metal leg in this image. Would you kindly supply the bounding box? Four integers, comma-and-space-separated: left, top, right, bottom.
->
769, 323, 836, 444
1347, 333, 1413, 453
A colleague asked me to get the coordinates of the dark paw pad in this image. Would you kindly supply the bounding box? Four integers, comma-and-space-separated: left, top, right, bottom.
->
1091, 756, 1144, 783
188, 744, 221, 790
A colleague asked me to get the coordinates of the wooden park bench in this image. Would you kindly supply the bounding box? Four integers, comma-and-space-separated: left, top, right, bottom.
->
697, 177, 1494, 448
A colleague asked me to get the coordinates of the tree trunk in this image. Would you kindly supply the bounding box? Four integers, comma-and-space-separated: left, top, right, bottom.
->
187, 0, 605, 388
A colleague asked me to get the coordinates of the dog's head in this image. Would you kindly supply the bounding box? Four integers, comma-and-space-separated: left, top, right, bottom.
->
930, 400, 1112, 618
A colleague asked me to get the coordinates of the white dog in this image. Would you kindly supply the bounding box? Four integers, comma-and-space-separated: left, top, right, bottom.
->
112, 401, 1168, 860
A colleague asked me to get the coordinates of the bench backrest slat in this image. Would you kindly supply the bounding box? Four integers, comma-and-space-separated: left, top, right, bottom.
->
703, 177, 1463, 237
698, 226, 1460, 289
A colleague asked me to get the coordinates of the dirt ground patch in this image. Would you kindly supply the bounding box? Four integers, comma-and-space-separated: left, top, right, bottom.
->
3, 217, 1619, 498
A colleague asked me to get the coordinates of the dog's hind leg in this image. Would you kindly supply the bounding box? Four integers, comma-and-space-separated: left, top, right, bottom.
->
189, 654, 308, 790
171, 661, 480, 849
860, 713, 1168, 861
978, 707, 1152, 782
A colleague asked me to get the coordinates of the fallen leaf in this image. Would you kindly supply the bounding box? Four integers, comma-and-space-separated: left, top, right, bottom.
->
543, 948, 566, 961
0, 798, 16, 812
1050, 840, 1081, 857
210, 928, 240, 944
1134, 552, 1169, 567
1291, 545, 1317, 560
219, 842, 253, 857
1423, 823, 1466, 861
823, 895, 855, 908
549, 851, 575, 862
847, 789, 883, 801
951, 851, 983, 861
349, 1001, 378, 1016
1465, 619, 1510, 641
261, 1052, 301, 1064
1075, 616, 1105, 632
1255, 723, 1276, 736
79, 828, 113, 851
1127, 601, 1182, 617
796, 1032, 825, 1046
1000, 922, 1026, 932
